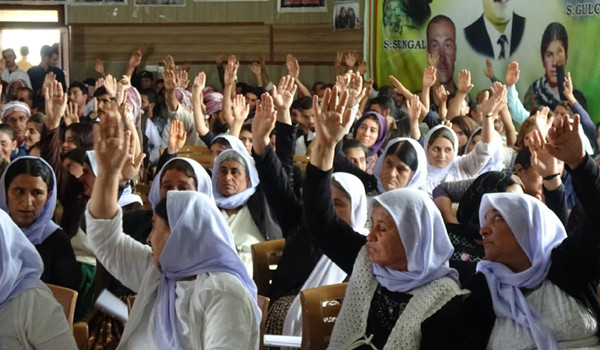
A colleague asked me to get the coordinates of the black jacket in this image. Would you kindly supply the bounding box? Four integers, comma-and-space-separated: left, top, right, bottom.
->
464, 13, 525, 59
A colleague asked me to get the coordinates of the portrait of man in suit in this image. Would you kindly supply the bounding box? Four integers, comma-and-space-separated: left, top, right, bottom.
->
464, 0, 525, 59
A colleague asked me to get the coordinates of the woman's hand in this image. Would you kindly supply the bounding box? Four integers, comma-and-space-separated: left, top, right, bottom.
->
546, 114, 585, 170
251, 93, 277, 155
167, 119, 187, 154
44, 80, 67, 130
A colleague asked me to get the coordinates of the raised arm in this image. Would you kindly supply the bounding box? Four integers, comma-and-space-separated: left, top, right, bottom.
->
286, 54, 311, 98
304, 87, 367, 273
504, 61, 531, 126
229, 94, 250, 138
191, 72, 210, 138
222, 55, 238, 129
420, 65, 437, 112
124, 49, 142, 79
271, 75, 297, 175
564, 72, 597, 153
162, 68, 179, 112
447, 69, 473, 120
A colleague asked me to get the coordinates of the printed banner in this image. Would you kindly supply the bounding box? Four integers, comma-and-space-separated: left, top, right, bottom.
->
366, 0, 600, 123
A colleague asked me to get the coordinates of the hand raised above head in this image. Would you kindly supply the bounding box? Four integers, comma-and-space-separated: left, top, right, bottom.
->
312, 86, 351, 148
271, 75, 297, 111
546, 114, 585, 169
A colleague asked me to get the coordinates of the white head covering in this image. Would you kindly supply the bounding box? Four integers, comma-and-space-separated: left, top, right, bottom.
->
149, 157, 213, 209
370, 188, 458, 293
212, 144, 260, 209
468, 128, 506, 176
332, 172, 368, 233
372, 137, 427, 193
154, 191, 260, 349
476, 193, 567, 350
423, 125, 460, 193
0, 101, 31, 121
211, 134, 249, 155
0, 209, 46, 308
0, 156, 60, 245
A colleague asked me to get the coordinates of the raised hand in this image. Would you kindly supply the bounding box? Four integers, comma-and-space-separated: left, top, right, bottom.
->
389, 75, 412, 99
163, 55, 176, 72
216, 52, 226, 67
232, 94, 250, 122
346, 71, 366, 108
191, 72, 208, 136
533, 106, 553, 138
427, 53, 439, 67
344, 50, 359, 68
117, 75, 131, 105
94, 58, 105, 76
64, 102, 80, 126
335, 72, 351, 94
271, 75, 297, 111
163, 69, 176, 92
491, 82, 507, 115
252, 93, 277, 154
334, 51, 344, 71
44, 80, 67, 129
546, 114, 585, 169
422, 65, 437, 88
250, 62, 262, 76
483, 59, 495, 79
167, 119, 187, 154
357, 59, 367, 76
176, 69, 189, 89
312, 86, 351, 147
286, 54, 300, 79
101, 74, 118, 97
563, 72, 576, 104
92, 100, 129, 175
128, 50, 143, 69
42, 71, 56, 94
224, 55, 239, 86
407, 94, 420, 123
528, 129, 559, 178
505, 61, 520, 87
433, 84, 449, 107
457, 69, 474, 94
192, 72, 206, 98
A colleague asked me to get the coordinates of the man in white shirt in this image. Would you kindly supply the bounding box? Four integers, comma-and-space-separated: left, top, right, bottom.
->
1, 49, 32, 89
464, 0, 526, 60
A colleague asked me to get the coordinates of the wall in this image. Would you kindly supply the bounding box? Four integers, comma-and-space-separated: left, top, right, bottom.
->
67, 1, 364, 88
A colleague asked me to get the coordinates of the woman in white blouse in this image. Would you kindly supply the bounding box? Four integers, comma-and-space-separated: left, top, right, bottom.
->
85, 108, 260, 349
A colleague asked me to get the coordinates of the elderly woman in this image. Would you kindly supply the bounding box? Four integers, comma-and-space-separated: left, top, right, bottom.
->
464, 114, 600, 349
0, 210, 77, 349
0, 156, 79, 291
212, 136, 282, 275
304, 88, 467, 348
86, 110, 260, 348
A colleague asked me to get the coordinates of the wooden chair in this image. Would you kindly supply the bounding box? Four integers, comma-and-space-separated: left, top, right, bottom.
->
257, 295, 270, 350
251, 239, 286, 296
135, 182, 153, 210
73, 322, 89, 350
293, 155, 310, 172
46, 283, 78, 328
300, 283, 348, 350
181, 152, 214, 170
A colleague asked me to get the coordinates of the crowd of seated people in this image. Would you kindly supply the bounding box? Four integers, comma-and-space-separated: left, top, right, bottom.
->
1, 32, 600, 350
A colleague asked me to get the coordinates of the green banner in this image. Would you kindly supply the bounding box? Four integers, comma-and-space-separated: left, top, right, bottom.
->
366, 0, 600, 123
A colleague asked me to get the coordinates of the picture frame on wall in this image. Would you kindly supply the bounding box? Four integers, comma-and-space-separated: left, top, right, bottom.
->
333, 1, 360, 29
278, 0, 326, 13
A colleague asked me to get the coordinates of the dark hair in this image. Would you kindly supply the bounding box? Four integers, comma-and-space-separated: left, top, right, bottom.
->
160, 159, 197, 189
27, 113, 46, 134
291, 96, 312, 112
4, 158, 54, 194
395, 117, 412, 138
385, 140, 419, 172
83, 78, 96, 86
65, 123, 94, 151
62, 148, 87, 163
427, 127, 455, 150
377, 85, 396, 98
541, 22, 568, 57
0, 124, 14, 140
2, 48, 15, 57
15, 87, 33, 103
154, 198, 170, 227
426, 15, 455, 42
40, 45, 54, 59
451, 116, 477, 154
210, 137, 232, 150
20, 46, 29, 56
140, 70, 154, 81
514, 147, 532, 169
140, 88, 158, 104
312, 81, 325, 92
93, 86, 108, 98
343, 138, 368, 157
241, 124, 252, 134
367, 96, 396, 116
68, 82, 88, 96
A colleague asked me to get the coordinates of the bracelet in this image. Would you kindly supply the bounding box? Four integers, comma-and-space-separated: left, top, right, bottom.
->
485, 113, 494, 118
542, 173, 560, 181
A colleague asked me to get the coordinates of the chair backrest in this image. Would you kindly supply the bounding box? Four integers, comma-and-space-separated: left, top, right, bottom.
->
257, 295, 270, 350
251, 239, 286, 296
46, 283, 78, 328
293, 155, 310, 172
300, 283, 348, 350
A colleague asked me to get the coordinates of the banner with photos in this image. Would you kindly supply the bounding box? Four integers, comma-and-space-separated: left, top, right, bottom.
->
366, 0, 600, 123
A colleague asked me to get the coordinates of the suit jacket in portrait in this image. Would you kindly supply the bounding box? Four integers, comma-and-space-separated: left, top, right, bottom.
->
464, 13, 525, 59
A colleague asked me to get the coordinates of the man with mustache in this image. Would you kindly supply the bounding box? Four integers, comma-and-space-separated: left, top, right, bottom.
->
464, 0, 525, 60
426, 15, 458, 95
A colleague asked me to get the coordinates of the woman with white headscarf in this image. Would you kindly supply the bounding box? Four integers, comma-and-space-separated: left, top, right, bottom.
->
212, 137, 282, 275
86, 112, 260, 349
464, 115, 600, 349
0, 156, 79, 291
304, 87, 468, 349
422, 85, 505, 194
0, 210, 78, 349
282, 172, 368, 339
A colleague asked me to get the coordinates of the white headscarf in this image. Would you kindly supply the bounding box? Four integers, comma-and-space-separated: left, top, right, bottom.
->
371, 188, 458, 293
0, 101, 31, 121
372, 137, 427, 193
423, 125, 460, 193
148, 157, 213, 209
468, 128, 506, 176
0, 156, 60, 245
476, 193, 567, 350
0, 209, 46, 308
211, 134, 249, 155
154, 191, 260, 349
332, 172, 368, 233
212, 146, 260, 210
